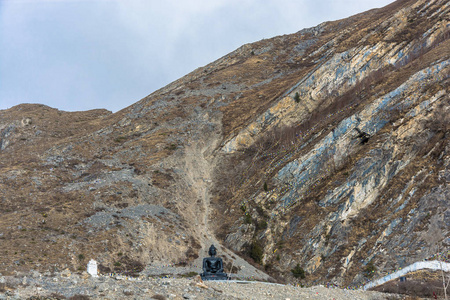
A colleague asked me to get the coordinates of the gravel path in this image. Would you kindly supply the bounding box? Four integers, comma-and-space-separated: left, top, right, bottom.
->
0, 272, 402, 300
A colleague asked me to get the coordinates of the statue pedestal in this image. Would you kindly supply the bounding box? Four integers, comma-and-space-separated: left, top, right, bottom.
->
200, 272, 229, 280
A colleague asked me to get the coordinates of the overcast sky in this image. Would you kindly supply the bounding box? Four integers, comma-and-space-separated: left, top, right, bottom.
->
0, 0, 394, 113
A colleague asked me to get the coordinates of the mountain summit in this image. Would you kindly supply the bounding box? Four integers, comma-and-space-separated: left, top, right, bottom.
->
0, 0, 448, 288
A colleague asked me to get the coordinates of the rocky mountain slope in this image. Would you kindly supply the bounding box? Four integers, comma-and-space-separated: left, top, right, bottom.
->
0, 0, 449, 289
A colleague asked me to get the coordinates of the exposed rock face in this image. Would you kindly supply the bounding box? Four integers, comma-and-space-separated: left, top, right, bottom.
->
0, 0, 448, 286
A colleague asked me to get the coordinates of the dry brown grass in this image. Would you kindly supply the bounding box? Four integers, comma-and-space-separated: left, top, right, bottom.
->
372, 270, 450, 298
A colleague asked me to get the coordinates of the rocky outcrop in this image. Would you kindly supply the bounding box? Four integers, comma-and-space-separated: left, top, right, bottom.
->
220, 0, 449, 286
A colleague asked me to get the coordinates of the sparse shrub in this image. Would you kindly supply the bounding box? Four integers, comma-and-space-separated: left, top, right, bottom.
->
364, 260, 377, 278
240, 204, 247, 213
294, 92, 300, 103
113, 256, 144, 277
114, 136, 127, 143
244, 213, 252, 224
256, 220, 268, 231
324, 233, 331, 246
276, 240, 284, 249
77, 254, 85, 261
372, 277, 448, 298
249, 241, 264, 264
118, 252, 123, 257
181, 271, 198, 278
98, 263, 111, 274
263, 182, 268, 191
166, 143, 177, 150
291, 264, 306, 279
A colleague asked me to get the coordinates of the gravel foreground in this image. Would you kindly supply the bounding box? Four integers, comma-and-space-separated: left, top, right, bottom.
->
0, 271, 404, 300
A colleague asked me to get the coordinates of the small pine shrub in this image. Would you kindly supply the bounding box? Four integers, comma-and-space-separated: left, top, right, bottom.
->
364, 261, 377, 278
291, 264, 306, 279
249, 241, 264, 264
244, 213, 252, 224
294, 92, 300, 103
263, 182, 268, 191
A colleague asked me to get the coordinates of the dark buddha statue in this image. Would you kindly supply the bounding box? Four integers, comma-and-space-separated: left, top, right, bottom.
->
200, 244, 228, 280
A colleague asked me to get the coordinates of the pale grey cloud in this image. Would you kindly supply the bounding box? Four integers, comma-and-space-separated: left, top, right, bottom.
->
0, 0, 393, 112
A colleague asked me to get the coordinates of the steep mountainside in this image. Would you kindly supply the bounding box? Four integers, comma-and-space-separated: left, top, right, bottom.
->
0, 0, 448, 286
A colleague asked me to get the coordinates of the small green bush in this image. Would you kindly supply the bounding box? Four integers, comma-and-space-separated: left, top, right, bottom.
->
166, 144, 177, 150
244, 213, 252, 224
181, 271, 198, 278
78, 254, 85, 261
291, 264, 306, 279
294, 92, 300, 103
263, 182, 268, 191
114, 136, 127, 143
249, 241, 264, 264
256, 220, 268, 231
364, 261, 377, 278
